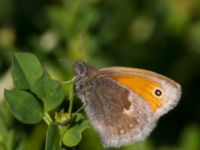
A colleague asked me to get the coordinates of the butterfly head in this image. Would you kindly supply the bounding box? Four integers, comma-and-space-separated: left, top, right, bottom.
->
73, 62, 87, 78
73, 62, 97, 78
73, 62, 98, 94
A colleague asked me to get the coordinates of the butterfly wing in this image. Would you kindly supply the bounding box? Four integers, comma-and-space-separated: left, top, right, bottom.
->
99, 67, 182, 119
77, 66, 181, 148
81, 75, 156, 147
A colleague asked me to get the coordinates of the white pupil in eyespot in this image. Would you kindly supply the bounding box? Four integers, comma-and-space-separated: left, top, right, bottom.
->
155, 89, 162, 96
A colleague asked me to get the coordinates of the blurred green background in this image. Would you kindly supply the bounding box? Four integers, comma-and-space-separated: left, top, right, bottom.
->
0, 0, 200, 150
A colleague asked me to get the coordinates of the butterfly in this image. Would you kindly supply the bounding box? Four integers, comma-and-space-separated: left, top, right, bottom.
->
73, 62, 181, 148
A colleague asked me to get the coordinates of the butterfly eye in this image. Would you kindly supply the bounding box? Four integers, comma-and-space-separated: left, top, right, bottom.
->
154, 88, 163, 97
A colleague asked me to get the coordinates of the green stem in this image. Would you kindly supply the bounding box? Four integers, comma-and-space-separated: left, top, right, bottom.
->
43, 117, 50, 125
43, 112, 53, 125
68, 84, 74, 119
60, 125, 70, 140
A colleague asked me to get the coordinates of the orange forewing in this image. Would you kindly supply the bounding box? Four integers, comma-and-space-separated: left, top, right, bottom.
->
101, 67, 178, 88
111, 74, 163, 113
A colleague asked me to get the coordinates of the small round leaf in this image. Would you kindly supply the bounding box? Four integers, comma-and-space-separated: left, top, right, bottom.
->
63, 120, 91, 147
32, 73, 65, 111
4, 89, 44, 124
12, 53, 43, 89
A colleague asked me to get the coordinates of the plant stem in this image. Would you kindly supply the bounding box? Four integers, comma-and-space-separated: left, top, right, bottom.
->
43, 117, 50, 125
68, 84, 74, 119
43, 112, 53, 125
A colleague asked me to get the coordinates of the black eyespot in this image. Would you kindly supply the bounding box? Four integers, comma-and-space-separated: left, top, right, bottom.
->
155, 89, 162, 97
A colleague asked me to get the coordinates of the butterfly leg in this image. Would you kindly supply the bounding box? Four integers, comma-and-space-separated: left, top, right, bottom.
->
60, 76, 77, 84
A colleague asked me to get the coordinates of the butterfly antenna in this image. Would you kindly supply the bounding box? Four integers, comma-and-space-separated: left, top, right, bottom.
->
80, 33, 87, 63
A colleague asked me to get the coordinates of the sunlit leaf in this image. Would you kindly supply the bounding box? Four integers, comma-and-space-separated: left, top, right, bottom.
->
4, 89, 44, 124
63, 120, 91, 147
12, 52, 43, 90
32, 72, 65, 111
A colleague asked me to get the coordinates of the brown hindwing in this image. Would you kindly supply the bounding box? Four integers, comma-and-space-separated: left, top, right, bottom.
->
83, 76, 155, 147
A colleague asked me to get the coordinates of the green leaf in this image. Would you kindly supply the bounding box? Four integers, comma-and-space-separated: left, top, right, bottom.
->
4, 89, 44, 124
181, 125, 200, 150
63, 120, 91, 147
0, 102, 13, 129
12, 52, 43, 90
0, 116, 7, 136
45, 124, 61, 150
4, 130, 14, 150
0, 129, 14, 150
32, 72, 65, 111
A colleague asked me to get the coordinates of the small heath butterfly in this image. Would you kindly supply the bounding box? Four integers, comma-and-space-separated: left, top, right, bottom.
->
73, 62, 181, 148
